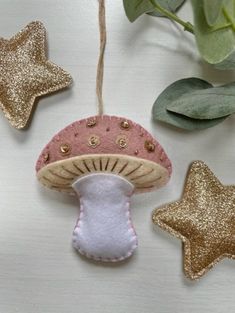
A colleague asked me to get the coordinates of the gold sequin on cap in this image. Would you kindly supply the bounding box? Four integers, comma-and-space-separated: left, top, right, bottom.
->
152, 161, 235, 280
86, 118, 97, 128
0, 21, 72, 129
116, 135, 128, 149
60, 143, 71, 155
43, 153, 49, 162
145, 140, 155, 152
88, 135, 100, 148
120, 120, 130, 130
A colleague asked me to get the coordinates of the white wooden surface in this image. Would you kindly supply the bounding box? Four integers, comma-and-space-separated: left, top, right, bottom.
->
0, 1, 235, 312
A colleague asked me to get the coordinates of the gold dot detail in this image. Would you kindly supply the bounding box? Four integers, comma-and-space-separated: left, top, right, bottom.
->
60, 143, 71, 155
43, 153, 49, 161
86, 118, 97, 128
145, 140, 155, 152
120, 120, 130, 130
88, 135, 100, 148
116, 135, 128, 149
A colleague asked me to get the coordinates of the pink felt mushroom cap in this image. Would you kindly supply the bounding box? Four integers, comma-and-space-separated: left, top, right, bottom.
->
36, 115, 172, 193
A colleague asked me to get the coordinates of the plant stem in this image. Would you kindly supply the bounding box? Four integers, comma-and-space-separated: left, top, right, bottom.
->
149, 0, 194, 34
222, 7, 235, 32
212, 22, 231, 32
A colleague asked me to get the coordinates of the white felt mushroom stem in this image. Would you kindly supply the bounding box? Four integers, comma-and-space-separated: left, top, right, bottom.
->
72, 173, 137, 262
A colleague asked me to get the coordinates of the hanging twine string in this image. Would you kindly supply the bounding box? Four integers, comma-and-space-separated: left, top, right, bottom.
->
96, 0, 106, 115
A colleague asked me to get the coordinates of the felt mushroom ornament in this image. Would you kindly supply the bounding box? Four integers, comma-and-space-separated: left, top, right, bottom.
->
36, 0, 172, 262
36, 115, 172, 261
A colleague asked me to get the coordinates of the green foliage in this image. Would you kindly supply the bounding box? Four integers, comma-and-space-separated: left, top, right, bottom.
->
123, 0, 235, 131
203, 0, 225, 26
152, 78, 228, 130
123, 0, 185, 22
148, 0, 186, 17
123, 0, 153, 22
123, 0, 235, 68
192, 0, 235, 68
168, 81, 235, 119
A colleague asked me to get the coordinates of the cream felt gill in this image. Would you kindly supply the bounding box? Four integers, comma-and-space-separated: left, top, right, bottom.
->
37, 153, 169, 194
36, 0, 172, 262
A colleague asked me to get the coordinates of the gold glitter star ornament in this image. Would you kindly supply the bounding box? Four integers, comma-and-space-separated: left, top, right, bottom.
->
152, 161, 235, 280
0, 21, 72, 129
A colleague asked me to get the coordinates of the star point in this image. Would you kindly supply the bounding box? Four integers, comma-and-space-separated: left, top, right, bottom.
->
153, 161, 235, 280
0, 21, 72, 129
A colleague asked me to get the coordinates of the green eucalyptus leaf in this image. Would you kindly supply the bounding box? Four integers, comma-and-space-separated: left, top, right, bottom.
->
148, 0, 185, 17
214, 50, 235, 69
123, 0, 185, 22
191, 0, 235, 65
123, 0, 153, 22
167, 81, 235, 119
203, 0, 225, 26
152, 78, 227, 130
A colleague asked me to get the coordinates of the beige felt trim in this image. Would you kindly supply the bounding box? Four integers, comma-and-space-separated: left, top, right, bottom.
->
37, 154, 169, 194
